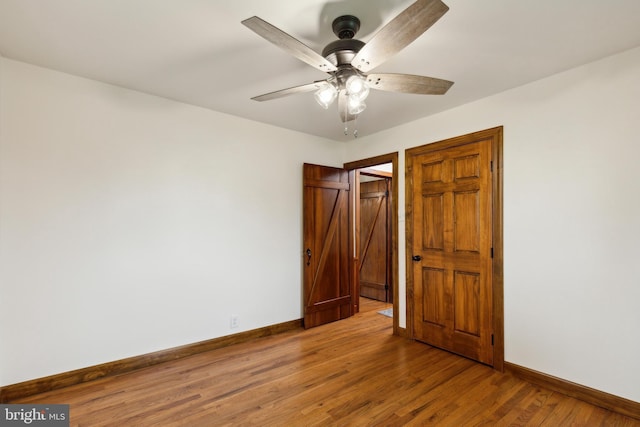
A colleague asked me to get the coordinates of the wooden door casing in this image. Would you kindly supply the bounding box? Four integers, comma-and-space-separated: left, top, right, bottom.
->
303, 163, 352, 329
406, 127, 503, 368
344, 152, 400, 336
359, 179, 391, 302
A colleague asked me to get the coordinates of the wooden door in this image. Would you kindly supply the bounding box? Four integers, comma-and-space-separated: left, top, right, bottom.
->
359, 179, 391, 302
408, 138, 494, 365
303, 163, 352, 329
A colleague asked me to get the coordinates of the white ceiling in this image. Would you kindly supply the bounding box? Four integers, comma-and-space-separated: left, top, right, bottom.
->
1, 0, 639, 142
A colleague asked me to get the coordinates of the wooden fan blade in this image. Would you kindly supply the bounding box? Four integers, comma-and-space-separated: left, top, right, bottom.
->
337, 91, 357, 123
366, 73, 453, 95
251, 82, 324, 102
242, 16, 337, 73
351, 0, 449, 73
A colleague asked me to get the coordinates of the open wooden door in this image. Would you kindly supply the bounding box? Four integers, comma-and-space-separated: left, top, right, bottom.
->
303, 163, 352, 329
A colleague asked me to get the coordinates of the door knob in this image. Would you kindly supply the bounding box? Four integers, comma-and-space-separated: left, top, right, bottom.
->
412, 255, 422, 261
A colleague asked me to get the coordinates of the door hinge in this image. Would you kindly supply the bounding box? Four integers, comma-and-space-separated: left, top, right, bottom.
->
491, 247, 494, 258
385, 190, 389, 197
491, 334, 494, 346
490, 161, 494, 172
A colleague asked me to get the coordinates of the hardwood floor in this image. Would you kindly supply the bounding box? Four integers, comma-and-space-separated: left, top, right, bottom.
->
11, 298, 639, 426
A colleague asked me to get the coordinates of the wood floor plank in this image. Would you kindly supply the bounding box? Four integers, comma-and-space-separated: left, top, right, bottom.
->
9, 298, 640, 426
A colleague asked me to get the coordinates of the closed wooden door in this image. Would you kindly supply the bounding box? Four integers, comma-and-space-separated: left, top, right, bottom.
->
408, 138, 494, 365
303, 163, 352, 329
359, 179, 391, 302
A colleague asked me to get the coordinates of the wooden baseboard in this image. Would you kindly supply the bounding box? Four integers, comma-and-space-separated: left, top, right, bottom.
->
0, 319, 303, 403
505, 362, 640, 420
396, 326, 408, 338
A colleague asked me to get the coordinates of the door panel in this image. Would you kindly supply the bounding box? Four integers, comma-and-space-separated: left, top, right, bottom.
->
303, 163, 351, 329
409, 139, 493, 365
423, 194, 444, 250
422, 267, 447, 327
359, 179, 390, 302
454, 191, 480, 252
454, 271, 480, 336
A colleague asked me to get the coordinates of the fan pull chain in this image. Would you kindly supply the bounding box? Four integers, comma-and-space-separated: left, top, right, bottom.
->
353, 116, 359, 138
344, 106, 349, 135
341, 105, 359, 138
342, 118, 359, 138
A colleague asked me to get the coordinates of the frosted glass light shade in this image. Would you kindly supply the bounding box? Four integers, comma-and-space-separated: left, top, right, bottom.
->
314, 83, 338, 109
345, 75, 370, 101
348, 95, 367, 115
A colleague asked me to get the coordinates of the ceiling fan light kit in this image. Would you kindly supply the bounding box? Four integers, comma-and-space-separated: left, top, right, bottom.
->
242, 0, 454, 137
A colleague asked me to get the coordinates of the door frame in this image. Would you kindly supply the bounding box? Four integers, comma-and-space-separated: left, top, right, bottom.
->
405, 127, 504, 371
344, 152, 400, 336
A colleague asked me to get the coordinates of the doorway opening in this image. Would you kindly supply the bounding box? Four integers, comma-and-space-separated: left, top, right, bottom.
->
344, 153, 400, 336
358, 165, 392, 304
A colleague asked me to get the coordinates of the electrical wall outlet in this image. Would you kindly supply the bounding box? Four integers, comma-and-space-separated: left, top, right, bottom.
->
230, 315, 239, 329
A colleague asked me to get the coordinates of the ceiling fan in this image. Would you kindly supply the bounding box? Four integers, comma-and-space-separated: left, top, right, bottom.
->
241, 0, 454, 127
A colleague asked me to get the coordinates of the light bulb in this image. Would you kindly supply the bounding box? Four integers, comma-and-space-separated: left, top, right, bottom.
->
348, 95, 367, 115
314, 83, 337, 109
345, 75, 370, 101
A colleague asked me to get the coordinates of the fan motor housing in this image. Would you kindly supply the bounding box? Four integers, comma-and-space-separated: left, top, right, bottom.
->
322, 39, 365, 67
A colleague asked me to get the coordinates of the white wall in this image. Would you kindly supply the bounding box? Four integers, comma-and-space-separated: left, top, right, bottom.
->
0, 58, 344, 387
344, 46, 640, 402
2, 46, 639, 404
